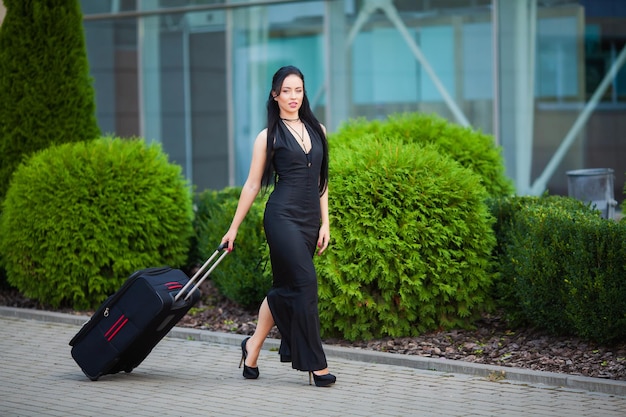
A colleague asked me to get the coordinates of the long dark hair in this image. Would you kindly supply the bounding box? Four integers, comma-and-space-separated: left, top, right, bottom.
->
261, 65, 329, 195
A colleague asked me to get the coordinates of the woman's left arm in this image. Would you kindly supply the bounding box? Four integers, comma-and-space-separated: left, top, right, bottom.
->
317, 123, 330, 255
317, 187, 330, 255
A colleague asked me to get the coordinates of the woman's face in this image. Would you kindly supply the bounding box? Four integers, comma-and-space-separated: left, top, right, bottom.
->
274, 74, 304, 116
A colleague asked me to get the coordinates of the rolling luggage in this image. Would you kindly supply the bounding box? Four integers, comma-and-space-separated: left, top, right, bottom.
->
69, 243, 229, 381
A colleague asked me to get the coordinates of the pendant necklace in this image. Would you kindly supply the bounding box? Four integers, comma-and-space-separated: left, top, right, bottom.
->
283, 119, 307, 153
282, 119, 311, 167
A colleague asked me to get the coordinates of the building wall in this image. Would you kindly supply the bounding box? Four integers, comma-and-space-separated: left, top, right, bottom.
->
73, 0, 625, 204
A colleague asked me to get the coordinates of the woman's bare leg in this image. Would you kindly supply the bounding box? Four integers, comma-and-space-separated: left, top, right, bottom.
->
243, 297, 274, 368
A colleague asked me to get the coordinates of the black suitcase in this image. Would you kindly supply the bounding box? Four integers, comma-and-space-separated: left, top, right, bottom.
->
69, 244, 229, 380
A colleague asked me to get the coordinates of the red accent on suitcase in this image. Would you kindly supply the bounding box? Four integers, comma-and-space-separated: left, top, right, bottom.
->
107, 318, 128, 341
105, 315, 128, 341
165, 282, 183, 290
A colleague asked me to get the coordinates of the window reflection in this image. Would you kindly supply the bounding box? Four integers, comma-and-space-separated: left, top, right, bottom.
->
77, 0, 626, 201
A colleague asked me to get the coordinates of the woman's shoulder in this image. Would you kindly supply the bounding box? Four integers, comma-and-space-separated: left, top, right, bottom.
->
304, 120, 325, 130
251, 128, 270, 152
255, 128, 269, 142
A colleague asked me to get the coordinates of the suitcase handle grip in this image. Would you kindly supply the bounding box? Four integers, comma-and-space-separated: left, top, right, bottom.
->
174, 243, 230, 302
217, 242, 233, 251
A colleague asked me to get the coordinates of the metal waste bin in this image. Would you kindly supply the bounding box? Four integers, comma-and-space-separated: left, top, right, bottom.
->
566, 168, 617, 219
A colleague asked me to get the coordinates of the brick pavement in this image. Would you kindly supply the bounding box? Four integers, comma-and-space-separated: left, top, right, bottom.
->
1, 308, 625, 417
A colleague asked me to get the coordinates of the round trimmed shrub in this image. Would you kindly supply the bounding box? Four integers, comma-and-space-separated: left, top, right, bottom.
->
333, 113, 514, 198
194, 187, 272, 309
0, 136, 193, 309
316, 135, 497, 341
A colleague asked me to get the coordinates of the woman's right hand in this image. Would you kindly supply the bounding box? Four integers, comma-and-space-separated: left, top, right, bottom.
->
221, 229, 237, 252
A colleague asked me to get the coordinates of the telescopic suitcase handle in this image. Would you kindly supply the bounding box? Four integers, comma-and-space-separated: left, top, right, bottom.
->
174, 243, 231, 302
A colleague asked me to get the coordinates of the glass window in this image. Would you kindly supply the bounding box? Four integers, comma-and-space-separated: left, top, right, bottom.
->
462, 22, 493, 100
352, 27, 420, 104
83, 16, 139, 138
346, 1, 493, 132
536, 16, 581, 100
76, 0, 626, 200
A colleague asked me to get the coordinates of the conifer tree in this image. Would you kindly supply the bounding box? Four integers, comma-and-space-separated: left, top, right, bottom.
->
0, 0, 100, 200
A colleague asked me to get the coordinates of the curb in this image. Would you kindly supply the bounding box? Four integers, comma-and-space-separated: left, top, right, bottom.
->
2, 305, 625, 397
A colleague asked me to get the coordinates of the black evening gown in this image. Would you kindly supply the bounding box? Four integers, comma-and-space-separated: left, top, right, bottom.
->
263, 120, 328, 372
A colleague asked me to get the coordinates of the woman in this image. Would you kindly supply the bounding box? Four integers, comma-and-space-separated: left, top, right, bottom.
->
221, 66, 335, 387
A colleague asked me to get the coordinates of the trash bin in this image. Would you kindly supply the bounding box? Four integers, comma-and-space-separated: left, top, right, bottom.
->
566, 168, 617, 219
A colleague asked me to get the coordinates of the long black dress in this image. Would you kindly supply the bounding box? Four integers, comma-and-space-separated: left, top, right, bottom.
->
263, 120, 328, 372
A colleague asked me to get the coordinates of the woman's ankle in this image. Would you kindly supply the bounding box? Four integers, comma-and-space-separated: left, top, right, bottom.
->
247, 336, 262, 352
245, 337, 261, 365
313, 368, 329, 376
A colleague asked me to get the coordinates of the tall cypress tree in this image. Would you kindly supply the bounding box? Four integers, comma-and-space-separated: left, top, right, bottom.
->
0, 0, 100, 199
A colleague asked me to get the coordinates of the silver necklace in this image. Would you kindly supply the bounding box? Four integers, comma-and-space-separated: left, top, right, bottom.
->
283, 120, 308, 153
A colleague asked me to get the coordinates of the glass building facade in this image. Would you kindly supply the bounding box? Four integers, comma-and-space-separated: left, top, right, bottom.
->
2, 0, 625, 203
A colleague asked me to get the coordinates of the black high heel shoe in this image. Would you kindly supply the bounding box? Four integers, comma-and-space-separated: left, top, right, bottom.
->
309, 371, 336, 387
239, 337, 259, 379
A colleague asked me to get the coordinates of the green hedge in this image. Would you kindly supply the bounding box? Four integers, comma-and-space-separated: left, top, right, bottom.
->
504, 201, 626, 343
487, 195, 593, 321
316, 135, 497, 341
0, 137, 193, 309
194, 187, 272, 309
562, 215, 626, 343
332, 113, 514, 198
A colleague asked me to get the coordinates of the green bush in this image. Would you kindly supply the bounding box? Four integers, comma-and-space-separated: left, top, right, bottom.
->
0, 137, 193, 309
0, 0, 100, 201
188, 187, 242, 269
505, 203, 626, 343
563, 216, 626, 343
316, 135, 497, 341
194, 187, 272, 309
332, 113, 514, 198
0, 267, 9, 291
506, 203, 583, 334
487, 194, 592, 322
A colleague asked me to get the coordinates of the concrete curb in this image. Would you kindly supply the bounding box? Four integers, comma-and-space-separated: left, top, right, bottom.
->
2, 305, 625, 397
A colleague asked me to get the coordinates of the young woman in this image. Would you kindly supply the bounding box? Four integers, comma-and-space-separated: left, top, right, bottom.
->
221, 65, 335, 387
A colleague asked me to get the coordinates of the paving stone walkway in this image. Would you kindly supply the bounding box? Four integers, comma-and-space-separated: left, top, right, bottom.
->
1, 309, 625, 416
